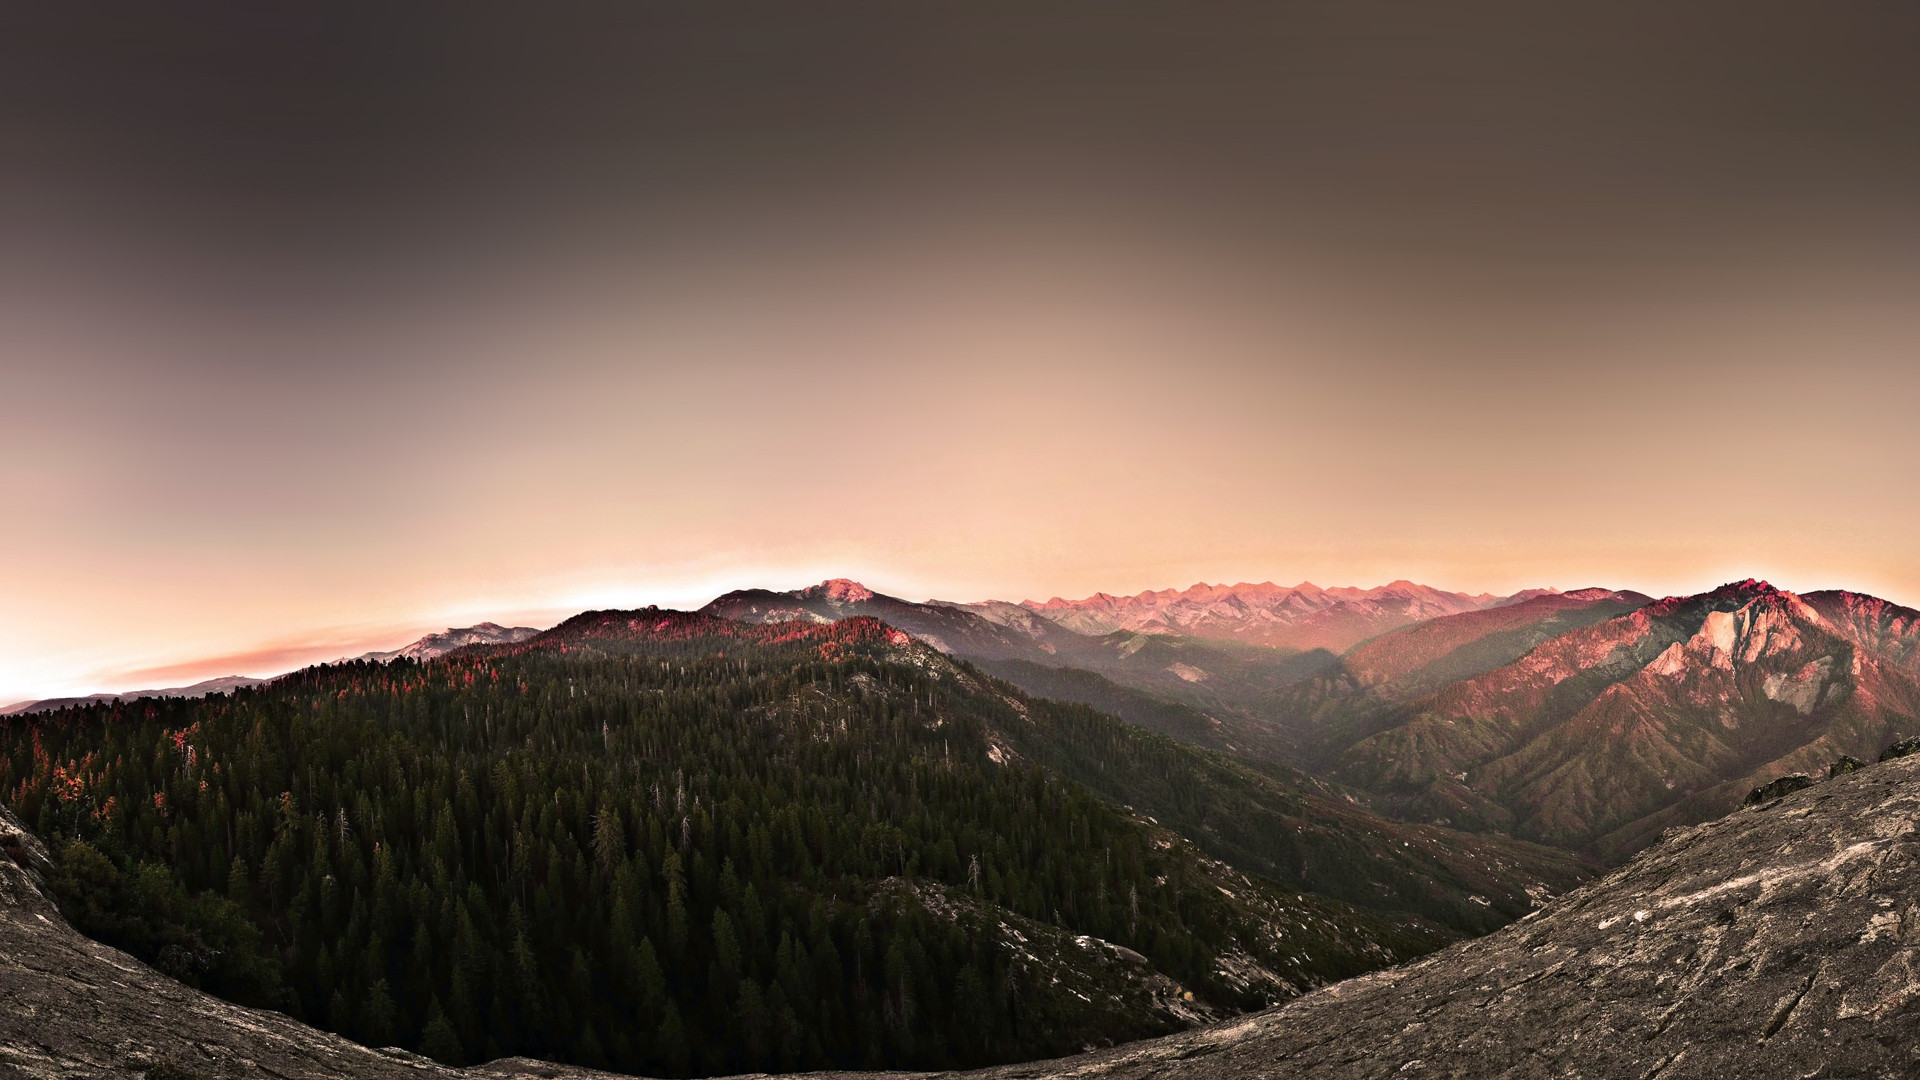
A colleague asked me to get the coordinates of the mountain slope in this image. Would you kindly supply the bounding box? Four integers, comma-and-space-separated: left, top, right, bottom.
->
1262, 588, 1655, 769
903, 742, 1920, 1080
704, 581, 1659, 776
1336, 581, 1920, 856
537, 610, 1587, 933
1338, 588, 1654, 700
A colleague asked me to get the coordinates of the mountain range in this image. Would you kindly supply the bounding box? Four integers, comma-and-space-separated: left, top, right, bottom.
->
20, 575, 1916, 868
1014, 580, 1542, 652
5, 572, 1919, 1078
706, 577, 1920, 862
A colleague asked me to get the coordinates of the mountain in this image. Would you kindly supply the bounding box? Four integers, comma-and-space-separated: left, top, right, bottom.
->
703, 580, 1351, 762
0, 674, 265, 717
1337, 588, 1656, 700
1263, 588, 1656, 768
707, 578, 1920, 871
1, 607, 1585, 1076
1013, 580, 1519, 652
1334, 580, 1920, 857
353, 621, 542, 662
878, 740, 1920, 1080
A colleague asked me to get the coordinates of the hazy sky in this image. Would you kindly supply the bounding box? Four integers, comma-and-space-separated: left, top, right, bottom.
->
3, 2, 1918, 701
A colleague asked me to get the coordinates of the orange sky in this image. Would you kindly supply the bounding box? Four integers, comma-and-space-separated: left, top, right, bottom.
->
3, 3, 1918, 703
5, 213, 1916, 703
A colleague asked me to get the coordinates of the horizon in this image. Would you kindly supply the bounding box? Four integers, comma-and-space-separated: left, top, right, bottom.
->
4, 568, 1904, 707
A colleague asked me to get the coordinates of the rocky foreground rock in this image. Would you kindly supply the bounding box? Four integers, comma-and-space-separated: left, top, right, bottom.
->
9, 753, 1920, 1080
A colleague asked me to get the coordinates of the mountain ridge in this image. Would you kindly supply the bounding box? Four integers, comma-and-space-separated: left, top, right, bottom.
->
1335, 579, 1920, 856
0, 674, 266, 717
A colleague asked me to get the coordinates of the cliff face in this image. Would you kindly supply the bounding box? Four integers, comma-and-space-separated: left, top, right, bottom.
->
924, 751, 1920, 1080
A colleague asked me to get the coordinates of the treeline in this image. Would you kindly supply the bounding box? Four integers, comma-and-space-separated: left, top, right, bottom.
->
5, 622, 1289, 1075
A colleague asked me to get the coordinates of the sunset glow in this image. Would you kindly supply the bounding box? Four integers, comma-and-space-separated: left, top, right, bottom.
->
3, 3, 1917, 704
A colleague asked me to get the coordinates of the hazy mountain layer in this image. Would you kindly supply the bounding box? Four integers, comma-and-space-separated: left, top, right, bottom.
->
0, 675, 265, 717
1010, 580, 1519, 652
0, 624, 545, 719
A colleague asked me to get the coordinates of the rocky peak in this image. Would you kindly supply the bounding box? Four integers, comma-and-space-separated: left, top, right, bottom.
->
810, 578, 877, 604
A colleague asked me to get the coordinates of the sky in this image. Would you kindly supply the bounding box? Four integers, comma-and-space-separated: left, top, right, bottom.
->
2, 2, 1918, 702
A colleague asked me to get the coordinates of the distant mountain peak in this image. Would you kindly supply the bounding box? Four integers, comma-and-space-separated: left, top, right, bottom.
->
354, 622, 542, 663
810, 578, 876, 603
1010, 579, 1543, 652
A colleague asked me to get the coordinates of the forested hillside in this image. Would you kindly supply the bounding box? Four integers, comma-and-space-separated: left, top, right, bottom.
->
0, 611, 1565, 1077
